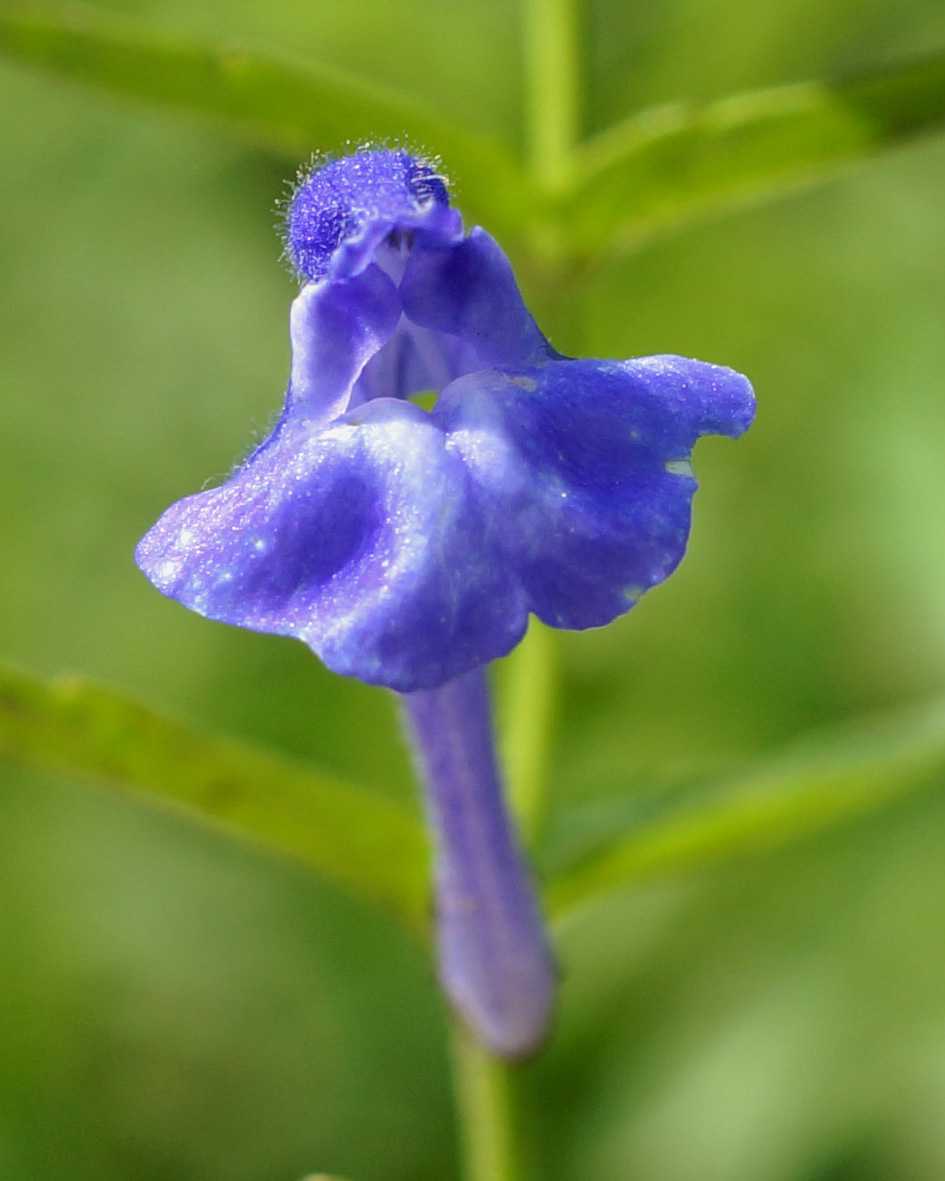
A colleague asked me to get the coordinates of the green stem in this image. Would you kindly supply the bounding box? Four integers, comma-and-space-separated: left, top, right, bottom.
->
498, 620, 559, 846
451, 1025, 529, 1181
522, 0, 581, 193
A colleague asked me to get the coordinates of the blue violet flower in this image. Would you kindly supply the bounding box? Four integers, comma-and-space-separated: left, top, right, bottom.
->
136, 149, 754, 693
136, 148, 755, 1058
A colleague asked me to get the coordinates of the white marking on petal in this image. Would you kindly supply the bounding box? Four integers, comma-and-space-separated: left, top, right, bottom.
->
508, 375, 537, 392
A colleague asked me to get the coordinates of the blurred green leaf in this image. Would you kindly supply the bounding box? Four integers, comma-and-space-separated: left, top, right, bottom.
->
0, 2, 529, 236
547, 697, 945, 917
561, 53, 945, 261
0, 661, 430, 931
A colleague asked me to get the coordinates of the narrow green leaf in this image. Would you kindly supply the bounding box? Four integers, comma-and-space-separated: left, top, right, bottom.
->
0, 2, 529, 237
0, 661, 429, 931
563, 53, 945, 260
547, 697, 945, 917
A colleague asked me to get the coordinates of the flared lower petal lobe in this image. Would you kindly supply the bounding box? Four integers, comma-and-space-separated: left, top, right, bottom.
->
435, 354, 755, 631
138, 350, 753, 690
136, 398, 527, 691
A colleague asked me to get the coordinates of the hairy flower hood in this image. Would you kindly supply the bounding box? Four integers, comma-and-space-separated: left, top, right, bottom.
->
136, 149, 755, 691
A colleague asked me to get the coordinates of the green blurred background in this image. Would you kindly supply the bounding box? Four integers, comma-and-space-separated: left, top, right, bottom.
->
3, 0, 945, 1177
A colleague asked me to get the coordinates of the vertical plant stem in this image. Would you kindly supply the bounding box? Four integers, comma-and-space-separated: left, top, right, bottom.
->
451, 1025, 528, 1181
400, 668, 556, 1059
497, 269, 587, 845
498, 621, 559, 845
522, 0, 581, 192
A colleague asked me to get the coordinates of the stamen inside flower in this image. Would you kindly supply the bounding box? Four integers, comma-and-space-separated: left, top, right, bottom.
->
408, 390, 439, 412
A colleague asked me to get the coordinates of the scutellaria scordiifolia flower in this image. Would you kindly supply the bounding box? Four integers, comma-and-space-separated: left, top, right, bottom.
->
137, 149, 754, 691
136, 148, 755, 1057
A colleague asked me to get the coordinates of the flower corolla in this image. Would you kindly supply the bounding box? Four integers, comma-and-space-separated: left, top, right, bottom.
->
136, 149, 754, 691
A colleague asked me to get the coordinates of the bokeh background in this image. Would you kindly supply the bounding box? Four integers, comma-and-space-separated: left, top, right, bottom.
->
3, 0, 945, 1177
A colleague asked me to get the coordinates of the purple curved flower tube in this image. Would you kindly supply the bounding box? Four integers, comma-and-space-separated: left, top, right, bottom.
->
403, 668, 555, 1058
135, 149, 755, 1057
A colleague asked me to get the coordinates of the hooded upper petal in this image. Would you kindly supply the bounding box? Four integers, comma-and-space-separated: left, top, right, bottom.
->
401, 228, 553, 368
287, 149, 462, 281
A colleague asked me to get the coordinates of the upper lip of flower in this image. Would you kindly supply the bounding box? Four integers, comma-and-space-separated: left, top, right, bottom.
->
285, 148, 462, 284
135, 148, 755, 693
